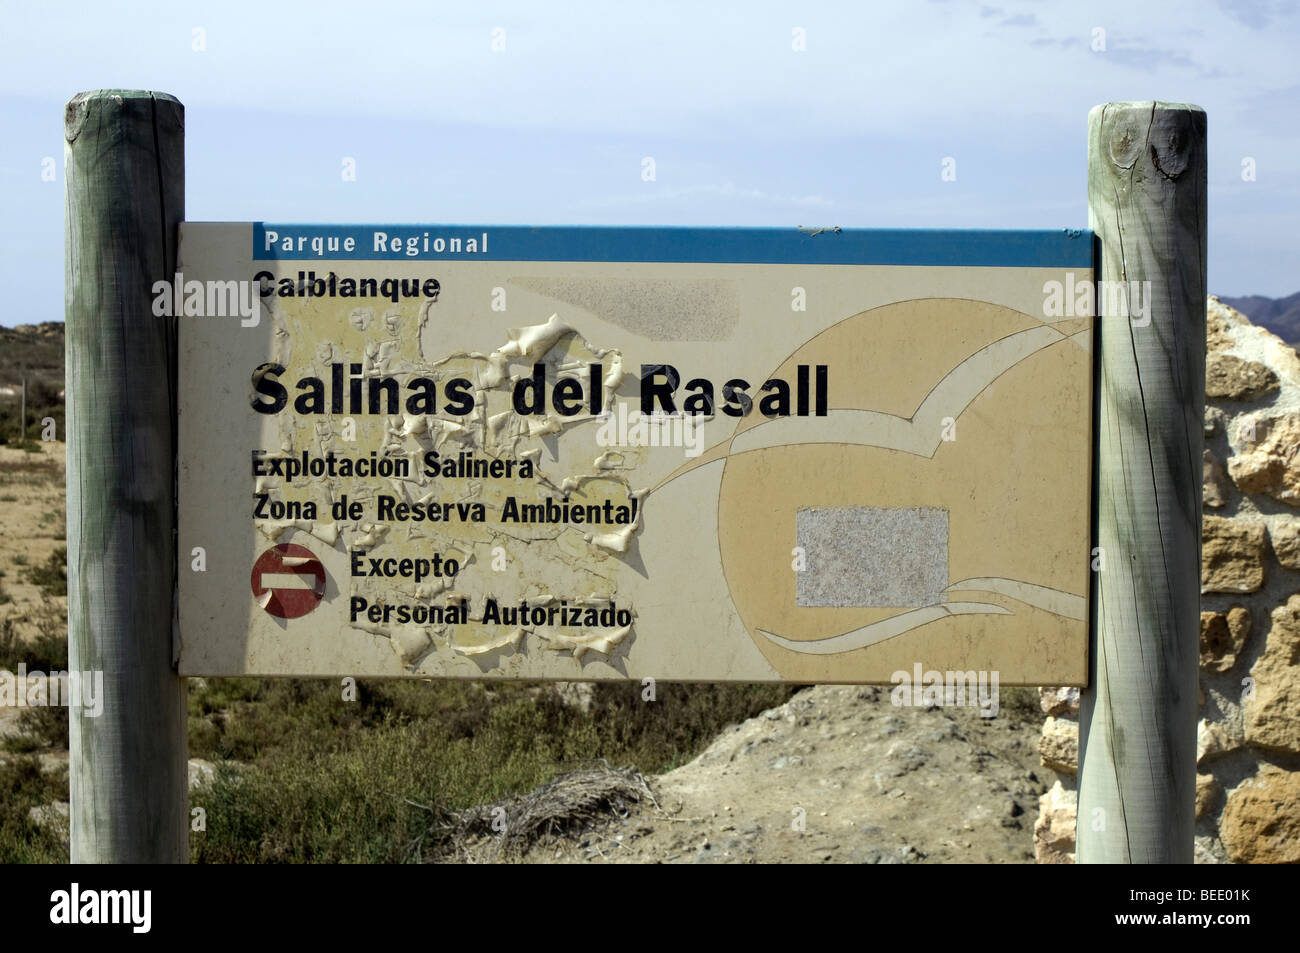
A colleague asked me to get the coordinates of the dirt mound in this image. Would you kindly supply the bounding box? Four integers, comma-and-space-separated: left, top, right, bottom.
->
517, 684, 1046, 864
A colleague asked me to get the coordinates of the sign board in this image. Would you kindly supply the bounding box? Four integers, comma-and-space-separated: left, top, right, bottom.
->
177, 224, 1094, 683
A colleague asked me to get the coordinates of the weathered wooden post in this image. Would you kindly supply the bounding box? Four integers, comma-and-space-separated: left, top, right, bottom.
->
64, 90, 189, 862
1078, 102, 1207, 863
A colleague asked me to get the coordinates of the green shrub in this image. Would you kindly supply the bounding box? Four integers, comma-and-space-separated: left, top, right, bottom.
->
1, 705, 69, 753
25, 547, 66, 598
0, 757, 68, 864
0, 619, 67, 670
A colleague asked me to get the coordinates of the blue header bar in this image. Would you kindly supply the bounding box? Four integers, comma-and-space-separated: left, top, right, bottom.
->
252, 224, 1092, 268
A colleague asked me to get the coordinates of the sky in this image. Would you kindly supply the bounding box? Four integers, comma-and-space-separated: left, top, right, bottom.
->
0, 0, 1297, 326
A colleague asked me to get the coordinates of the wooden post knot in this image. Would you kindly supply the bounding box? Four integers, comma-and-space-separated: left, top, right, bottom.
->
1106, 122, 1145, 170
64, 94, 91, 143
1150, 127, 1192, 181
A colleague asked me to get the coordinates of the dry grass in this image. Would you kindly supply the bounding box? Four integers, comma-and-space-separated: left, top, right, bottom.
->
439, 760, 658, 862
0, 454, 61, 479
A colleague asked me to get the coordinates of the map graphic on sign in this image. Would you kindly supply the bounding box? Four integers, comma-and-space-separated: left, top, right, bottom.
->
177, 224, 1093, 683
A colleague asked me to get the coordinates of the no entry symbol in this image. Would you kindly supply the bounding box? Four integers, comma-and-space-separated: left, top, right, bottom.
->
251, 543, 326, 619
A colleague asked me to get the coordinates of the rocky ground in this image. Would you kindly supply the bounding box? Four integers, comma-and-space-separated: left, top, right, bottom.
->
0, 440, 66, 642
516, 684, 1047, 864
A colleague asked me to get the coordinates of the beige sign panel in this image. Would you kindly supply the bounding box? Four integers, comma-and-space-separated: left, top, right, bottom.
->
177, 224, 1094, 683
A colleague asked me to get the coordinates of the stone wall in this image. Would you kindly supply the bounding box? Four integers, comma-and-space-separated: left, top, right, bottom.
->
1034, 296, 1300, 864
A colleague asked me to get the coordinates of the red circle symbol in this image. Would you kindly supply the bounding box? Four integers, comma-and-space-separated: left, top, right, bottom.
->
251, 543, 326, 619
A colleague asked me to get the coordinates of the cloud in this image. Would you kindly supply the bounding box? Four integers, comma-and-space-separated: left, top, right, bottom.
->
1098, 42, 1204, 73
1218, 0, 1298, 29
1227, 82, 1300, 127
979, 5, 1036, 26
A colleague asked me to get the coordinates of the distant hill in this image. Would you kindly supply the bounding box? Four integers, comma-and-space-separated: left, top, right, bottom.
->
0, 322, 64, 388
0, 322, 64, 442
1220, 293, 1300, 346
